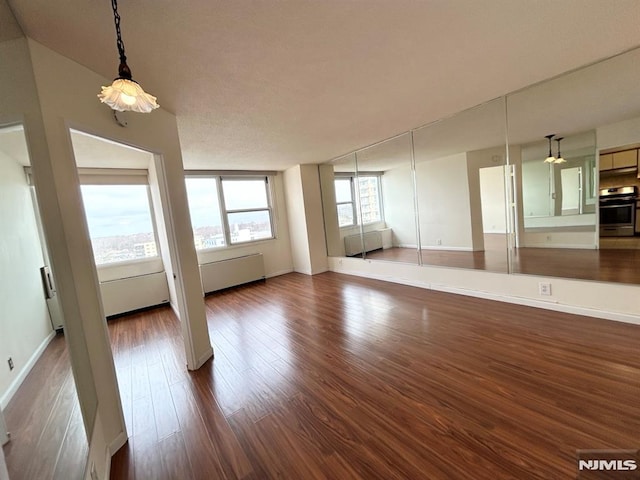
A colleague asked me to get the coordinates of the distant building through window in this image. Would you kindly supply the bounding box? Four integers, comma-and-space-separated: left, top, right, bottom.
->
80, 184, 159, 265
185, 175, 274, 250
334, 175, 383, 227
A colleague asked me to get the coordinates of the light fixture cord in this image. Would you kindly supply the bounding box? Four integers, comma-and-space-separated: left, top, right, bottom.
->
111, 0, 126, 64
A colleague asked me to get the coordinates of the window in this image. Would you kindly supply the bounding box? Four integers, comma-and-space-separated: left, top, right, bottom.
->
185, 177, 226, 249
334, 175, 383, 227
80, 184, 159, 265
357, 176, 382, 224
335, 177, 356, 227
222, 178, 273, 244
185, 175, 275, 249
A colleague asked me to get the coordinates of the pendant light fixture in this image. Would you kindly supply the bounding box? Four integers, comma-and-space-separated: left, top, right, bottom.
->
544, 134, 556, 163
97, 0, 159, 113
554, 137, 566, 163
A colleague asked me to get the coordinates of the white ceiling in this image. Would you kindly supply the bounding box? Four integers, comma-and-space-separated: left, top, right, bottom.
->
7, 0, 640, 170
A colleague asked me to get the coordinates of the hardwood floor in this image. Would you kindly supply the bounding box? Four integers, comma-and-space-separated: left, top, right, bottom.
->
2, 333, 88, 480
110, 272, 640, 479
363, 235, 640, 284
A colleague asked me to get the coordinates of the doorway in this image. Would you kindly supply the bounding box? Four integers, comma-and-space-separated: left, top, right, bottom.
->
0, 124, 88, 479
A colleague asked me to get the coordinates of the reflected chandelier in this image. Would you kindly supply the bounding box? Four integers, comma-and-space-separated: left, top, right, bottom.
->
97, 0, 159, 113
543, 134, 566, 164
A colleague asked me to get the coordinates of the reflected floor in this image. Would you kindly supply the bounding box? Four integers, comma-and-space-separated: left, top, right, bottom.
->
3, 333, 87, 480
363, 234, 640, 285
365, 234, 509, 273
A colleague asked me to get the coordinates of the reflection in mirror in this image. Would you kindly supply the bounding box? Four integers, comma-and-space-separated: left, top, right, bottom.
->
413, 98, 509, 273
507, 46, 640, 284
355, 133, 418, 264
0, 125, 88, 478
321, 153, 356, 257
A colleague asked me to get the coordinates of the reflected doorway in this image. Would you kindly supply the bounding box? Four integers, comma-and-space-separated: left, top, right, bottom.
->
560, 166, 582, 215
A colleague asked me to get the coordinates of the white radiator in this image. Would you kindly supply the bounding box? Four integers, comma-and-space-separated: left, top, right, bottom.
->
100, 271, 170, 317
200, 253, 265, 294
344, 231, 383, 256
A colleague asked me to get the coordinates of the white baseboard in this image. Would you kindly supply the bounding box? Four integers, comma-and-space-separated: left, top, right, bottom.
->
189, 346, 214, 371
521, 243, 595, 249
420, 245, 474, 251
0, 331, 56, 409
396, 244, 474, 252
103, 430, 128, 480
266, 268, 294, 278
429, 284, 640, 325
170, 302, 181, 321
108, 430, 128, 458
330, 264, 640, 326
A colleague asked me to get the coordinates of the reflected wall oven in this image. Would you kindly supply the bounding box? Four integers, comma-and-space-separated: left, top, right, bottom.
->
599, 186, 637, 237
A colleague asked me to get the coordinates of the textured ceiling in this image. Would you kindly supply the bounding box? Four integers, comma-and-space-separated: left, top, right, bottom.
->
7, 0, 640, 170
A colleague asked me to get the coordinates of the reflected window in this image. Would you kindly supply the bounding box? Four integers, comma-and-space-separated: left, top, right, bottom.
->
335, 175, 383, 227
358, 176, 382, 224
80, 184, 159, 265
335, 177, 356, 227
185, 175, 275, 248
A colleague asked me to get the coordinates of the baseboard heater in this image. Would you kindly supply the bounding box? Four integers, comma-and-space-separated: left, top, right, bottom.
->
200, 253, 265, 294
100, 271, 170, 317
345, 231, 383, 256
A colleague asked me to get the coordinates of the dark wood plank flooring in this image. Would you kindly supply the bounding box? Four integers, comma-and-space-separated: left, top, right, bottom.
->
2, 333, 88, 480
364, 235, 640, 284
110, 272, 640, 479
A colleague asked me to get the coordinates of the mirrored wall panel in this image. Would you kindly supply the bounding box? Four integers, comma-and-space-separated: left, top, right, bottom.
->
356, 133, 418, 264
413, 98, 509, 273
507, 47, 640, 284
321, 153, 356, 257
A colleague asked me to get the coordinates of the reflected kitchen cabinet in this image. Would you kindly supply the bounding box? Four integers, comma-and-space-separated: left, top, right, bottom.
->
600, 149, 638, 171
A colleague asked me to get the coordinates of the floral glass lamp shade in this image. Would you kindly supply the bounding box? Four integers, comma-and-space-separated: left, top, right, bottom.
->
97, 0, 159, 113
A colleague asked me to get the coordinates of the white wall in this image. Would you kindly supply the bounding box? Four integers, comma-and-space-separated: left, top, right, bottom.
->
196, 172, 294, 278
381, 163, 417, 247
597, 114, 640, 150
521, 158, 551, 217
416, 153, 474, 250
24, 38, 213, 479
0, 443, 8, 480
283, 165, 328, 274
479, 166, 507, 233
284, 165, 312, 273
318, 164, 343, 256
0, 149, 53, 406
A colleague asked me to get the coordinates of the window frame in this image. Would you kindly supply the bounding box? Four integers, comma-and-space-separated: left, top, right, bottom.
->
335, 173, 384, 228
334, 176, 358, 228
185, 173, 277, 251
78, 170, 162, 268
185, 175, 228, 250
220, 175, 276, 246
356, 174, 384, 225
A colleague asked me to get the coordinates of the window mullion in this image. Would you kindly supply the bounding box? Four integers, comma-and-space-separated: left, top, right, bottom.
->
216, 176, 231, 246
351, 177, 358, 226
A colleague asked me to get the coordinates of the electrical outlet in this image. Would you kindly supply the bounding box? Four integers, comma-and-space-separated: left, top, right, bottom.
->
436, 239, 442, 245
7, 358, 13, 371
538, 282, 552, 296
